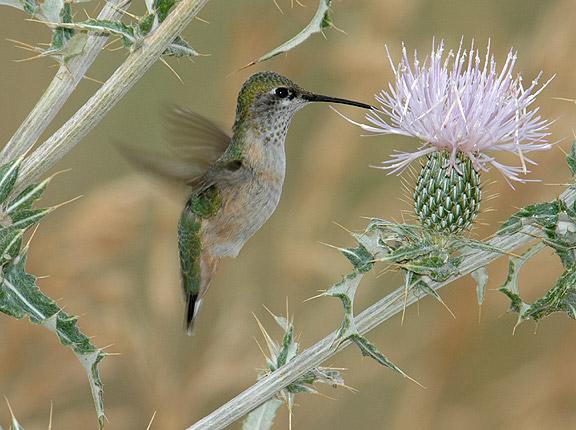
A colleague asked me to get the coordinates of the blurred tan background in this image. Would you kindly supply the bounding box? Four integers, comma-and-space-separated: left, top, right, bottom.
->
1, 0, 576, 428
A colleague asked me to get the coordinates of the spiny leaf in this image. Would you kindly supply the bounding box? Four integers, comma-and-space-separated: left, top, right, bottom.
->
298, 368, 344, 387
252, 310, 346, 428
499, 242, 545, 315
165, 36, 201, 57
0, 228, 24, 264
0, 159, 21, 204
341, 243, 374, 273
5, 178, 49, 214
48, 3, 74, 50
58, 17, 200, 58
57, 19, 136, 44
401, 252, 461, 283
45, 32, 87, 63
523, 266, 576, 321
242, 399, 283, 430
36, 0, 64, 25
138, 13, 156, 35
455, 237, 513, 255
323, 272, 363, 340
9, 207, 52, 230
498, 201, 561, 235
244, 0, 334, 67
352, 226, 388, 257
471, 267, 488, 306
0, 254, 106, 427
540, 211, 576, 269
500, 287, 525, 314
276, 323, 296, 367
154, 0, 175, 22
378, 243, 435, 264
349, 334, 421, 387
411, 273, 443, 304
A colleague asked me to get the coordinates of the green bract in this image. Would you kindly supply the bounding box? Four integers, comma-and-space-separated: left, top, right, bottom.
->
414, 151, 481, 234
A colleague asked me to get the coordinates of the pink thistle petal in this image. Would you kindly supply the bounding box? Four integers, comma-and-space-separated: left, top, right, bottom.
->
343, 40, 553, 183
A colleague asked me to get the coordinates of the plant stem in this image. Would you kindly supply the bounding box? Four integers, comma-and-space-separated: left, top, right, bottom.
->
186, 187, 575, 430
1, 0, 130, 162
14, 0, 212, 192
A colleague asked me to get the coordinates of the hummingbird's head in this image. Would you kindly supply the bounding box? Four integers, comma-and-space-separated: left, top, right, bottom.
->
234, 71, 372, 134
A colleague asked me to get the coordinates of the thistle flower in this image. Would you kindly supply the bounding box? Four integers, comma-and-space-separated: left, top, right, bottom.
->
341, 40, 553, 233
350, 39, 553, 182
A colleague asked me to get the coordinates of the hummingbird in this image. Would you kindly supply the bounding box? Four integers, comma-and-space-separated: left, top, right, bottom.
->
123, 71, 371, 333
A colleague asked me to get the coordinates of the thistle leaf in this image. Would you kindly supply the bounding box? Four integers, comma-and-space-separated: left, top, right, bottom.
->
1, 254, 106, 427
0, 228, 24, 264
379, 244, 435, 264
323, 272, 363, 340
5, 177, 50, 213
164, 36, 201, 57
0, 160, 105, 427
498, 242, 545, 324
48, 32, 88, 63
498, 201, 561, 235
57, 19, 136, 44
252, 310, 347, 427
242, 399, 283, 430
246, 0, 334, 66
352, 226, 388, 257
471, 267, 488, 306
276, 322, 297, 367
499, 242, 546, 298
9, 207, 52, 230
522, 266, 576, 321
0, 159, 21, 204
35, 0, 63, 23
349, 334, 421, 386
341, 243, 374, 273
154, 0, 175, 22
410, 273, 444, 304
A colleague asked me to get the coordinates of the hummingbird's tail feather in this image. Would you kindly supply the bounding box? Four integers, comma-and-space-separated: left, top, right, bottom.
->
183, 253, 218, 335
185, 295, 202, 335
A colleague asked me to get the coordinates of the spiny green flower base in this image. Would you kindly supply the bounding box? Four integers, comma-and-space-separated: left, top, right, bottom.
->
414, 151, 481, 234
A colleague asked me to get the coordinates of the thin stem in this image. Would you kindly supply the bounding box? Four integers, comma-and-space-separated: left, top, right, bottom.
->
1, 0, 130, 162
186, 186, 576, 430
14, 0, 212, 192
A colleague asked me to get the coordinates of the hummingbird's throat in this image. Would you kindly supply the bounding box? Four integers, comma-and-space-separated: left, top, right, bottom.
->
253, 111, 293, 146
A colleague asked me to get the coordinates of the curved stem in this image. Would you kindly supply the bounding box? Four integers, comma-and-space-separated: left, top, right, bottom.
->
15, 0, 212, 192
1, 0, 130, 162
186, 187, 576, 430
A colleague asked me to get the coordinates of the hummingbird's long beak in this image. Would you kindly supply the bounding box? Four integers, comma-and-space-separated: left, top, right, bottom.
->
302, 93, 373, 110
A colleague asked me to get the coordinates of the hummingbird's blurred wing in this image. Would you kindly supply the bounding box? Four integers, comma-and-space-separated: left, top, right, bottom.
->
118, 106, 230, 186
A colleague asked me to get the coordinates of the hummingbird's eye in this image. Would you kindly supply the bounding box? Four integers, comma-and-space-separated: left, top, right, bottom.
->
275, 87, 289, 99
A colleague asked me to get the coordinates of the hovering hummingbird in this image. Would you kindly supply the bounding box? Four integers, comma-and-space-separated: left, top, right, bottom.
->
124, 72, 371, 333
